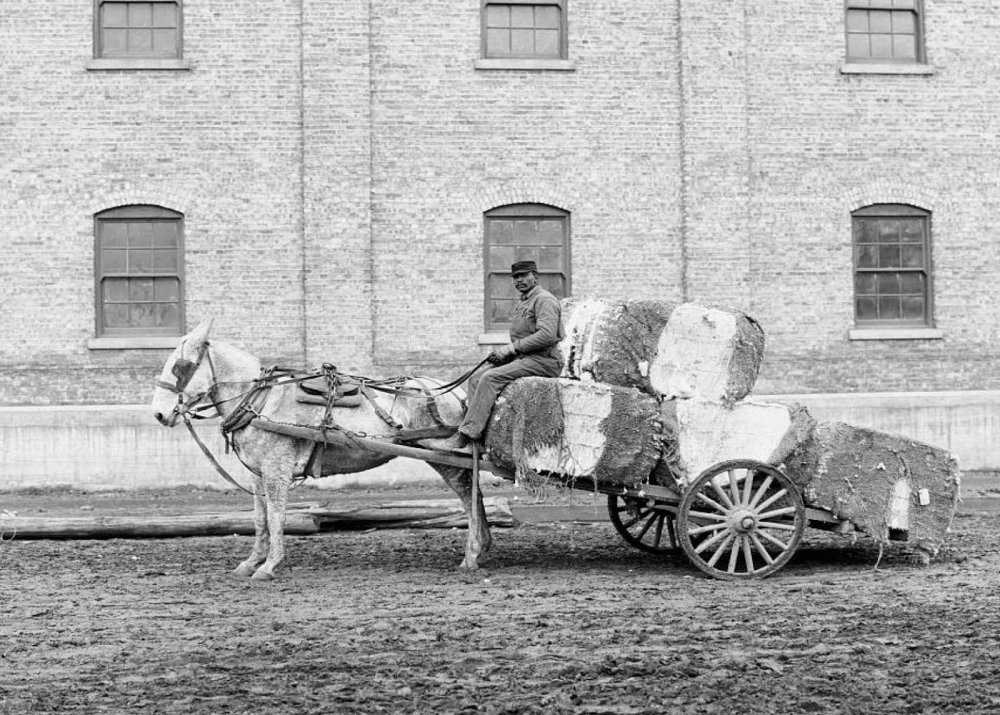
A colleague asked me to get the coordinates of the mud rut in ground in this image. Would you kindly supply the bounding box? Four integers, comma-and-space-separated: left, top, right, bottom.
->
3, 512, 1000, 715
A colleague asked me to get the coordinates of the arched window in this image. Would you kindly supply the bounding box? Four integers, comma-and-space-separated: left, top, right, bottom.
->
484, 203, 570, 332
852, 203, 931, 327
94, 205, 184, 337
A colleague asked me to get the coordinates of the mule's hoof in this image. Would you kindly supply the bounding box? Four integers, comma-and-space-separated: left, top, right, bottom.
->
251, 567, 276, 581
459, 558, 480, 570
233, 563, 257, 578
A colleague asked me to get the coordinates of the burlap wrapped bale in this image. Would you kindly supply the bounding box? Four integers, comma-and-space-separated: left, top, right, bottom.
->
647, 303, 765, 404
560, 299, 765, 404
484, 377, 662, 489
784, 421, 960, 554
654, 398, 816, 488
560, 298, 676, 394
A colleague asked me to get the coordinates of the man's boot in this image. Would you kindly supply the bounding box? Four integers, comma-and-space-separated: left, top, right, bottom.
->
425, 430, 474, 454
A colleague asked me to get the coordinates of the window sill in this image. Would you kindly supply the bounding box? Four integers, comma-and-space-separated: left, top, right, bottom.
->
86, 58, 191, 71
474, 58, 575, 72
848, 327, 944, 341
478, 333, 510, 345
88, 336, 180, 350
839, 62, 936, 76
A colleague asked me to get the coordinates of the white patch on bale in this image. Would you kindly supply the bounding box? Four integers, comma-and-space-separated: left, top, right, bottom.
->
672, 398, 802, 487
559, 299, 608, 378
649, 304, 741, 402
524, 382, 613, 476
887, 479, 911, 531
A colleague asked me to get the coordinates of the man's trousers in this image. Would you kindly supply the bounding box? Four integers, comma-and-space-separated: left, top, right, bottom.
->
458, 354, 562, 440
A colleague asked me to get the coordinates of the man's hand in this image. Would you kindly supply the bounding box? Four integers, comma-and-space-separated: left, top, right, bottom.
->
487, 343, 517, 364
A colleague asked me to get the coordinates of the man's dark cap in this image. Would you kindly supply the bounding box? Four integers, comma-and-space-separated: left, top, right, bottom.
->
511, 260, 538, 276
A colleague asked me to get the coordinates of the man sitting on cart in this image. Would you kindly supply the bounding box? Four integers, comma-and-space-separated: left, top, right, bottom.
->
428, 260, 564, 453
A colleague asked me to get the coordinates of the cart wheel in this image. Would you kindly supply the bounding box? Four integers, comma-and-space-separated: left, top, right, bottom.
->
677, 460, 805, 580
607, 494, 677, 555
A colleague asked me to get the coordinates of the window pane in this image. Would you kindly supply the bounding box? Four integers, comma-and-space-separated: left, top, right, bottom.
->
488, 274, 518, 300
854, 272, 877, 294
153, 249, 178, 271
892, 0, 915, 10
152, 29, 176, 54
103, 278, 130, 302
130, 29, 153, 53
511, 28, 534, 54
847, 34, 870, 58
538, 246, 563, 271
485, 4, 510, 27
104, 304, 129, 328
878, 296, 901, 319
893, 34, 916, 59
156, 302, 180, 328
900, 245, 924, 268
152, 3, 176, 26
131, 303, 157, 327
103, 29, 128, 54
486, 28, 510, 56
128, 222, 153, 246
536, 6, 560, 28
538, 274, 565, 297
878, 245, 901, 267
536, 220, 563, 245
900, 219, 924, 242
877, 272, 900, 294
899, 272, 924, 293
856, 245, 877, 268
510, 5, 534, 28
891, 10, 915, 33
103, 3, 128, 26
856, 219, 877, 243
870, 34, 893, 58
491, 299, 515, 324
535, 29, 559, 56
102, 222, 128, 247
102, 249, 127, 272
488, 220, 516, 245
154, 277, 179, 301
130, 277, 155, 301
901, 296, 925, 320
129, 3, 153, 27
514, 245, 540, 264
869, 10, 892, 33
488, 245, 516, 271
514, 220, 538, 243
856, 297, 878, 321
876, 220, 900, 243
130, 249, 154, 273
846, 9, 869, 32
152, 222, 178, 247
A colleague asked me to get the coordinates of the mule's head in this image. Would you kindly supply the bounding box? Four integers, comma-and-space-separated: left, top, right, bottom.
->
151, 319, 215, 427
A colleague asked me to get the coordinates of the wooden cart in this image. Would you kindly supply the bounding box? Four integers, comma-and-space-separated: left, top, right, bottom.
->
257, 421, 843, 581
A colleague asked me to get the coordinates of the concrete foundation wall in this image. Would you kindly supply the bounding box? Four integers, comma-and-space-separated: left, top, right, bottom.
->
3, 391, 996, 493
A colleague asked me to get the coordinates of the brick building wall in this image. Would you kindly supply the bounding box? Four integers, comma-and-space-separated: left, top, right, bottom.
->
2, 0, 999, 406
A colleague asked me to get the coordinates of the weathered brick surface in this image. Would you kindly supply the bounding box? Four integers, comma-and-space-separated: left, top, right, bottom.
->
3, 0, 999, 406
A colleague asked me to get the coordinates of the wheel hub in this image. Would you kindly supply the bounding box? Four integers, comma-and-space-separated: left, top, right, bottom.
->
729, 509, 757, 533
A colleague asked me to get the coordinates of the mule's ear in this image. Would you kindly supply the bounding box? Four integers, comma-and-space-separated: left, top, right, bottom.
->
186, 317, 214, 345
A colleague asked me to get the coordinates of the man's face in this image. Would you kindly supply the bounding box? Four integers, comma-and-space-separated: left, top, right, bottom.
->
512, 271, 538, 295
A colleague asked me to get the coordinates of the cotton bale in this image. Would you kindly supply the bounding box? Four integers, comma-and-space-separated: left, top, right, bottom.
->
484, 377, 662, 489
655, 398, 816, 488
783, 421, 960, 554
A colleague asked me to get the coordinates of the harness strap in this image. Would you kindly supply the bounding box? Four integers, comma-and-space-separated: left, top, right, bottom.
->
359, 384, 405, 430
182, 414, 255, 495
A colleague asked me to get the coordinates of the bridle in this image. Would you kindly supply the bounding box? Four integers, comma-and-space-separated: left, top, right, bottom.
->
155, 340, 217, 422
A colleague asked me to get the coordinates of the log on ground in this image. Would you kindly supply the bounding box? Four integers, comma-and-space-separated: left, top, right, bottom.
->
783, 421, 961, 554
484, 377, 662, 489
559, 299, 765, 403
656, 398, 816, 488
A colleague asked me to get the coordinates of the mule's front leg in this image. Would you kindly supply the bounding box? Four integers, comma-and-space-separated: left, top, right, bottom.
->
251, 469, 292, 581
233, 477, 269, 577
433, 465, 493, 569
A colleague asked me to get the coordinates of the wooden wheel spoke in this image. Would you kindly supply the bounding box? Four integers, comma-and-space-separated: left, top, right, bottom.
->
756, 505, 798, 520
621, 508, 653, 530
748, 474, 775, 509
711, 479, 736, 510
756, 529, 790, 551
687, 521, 729, 537
741, 535, 756, 574
756, 488, 789, 513
742, 468, 755, 505
607, 495, 678, 556
707, 533, 736, 567
635, 512, 660, 541
693, 492, 729, 515
757, 520, 797, 532
651, 513, 665, 548
749, 533, 775, 564
728, 469, 742, 504
694, 526, 733, 555
685, 509, 728, 522
726, 535, 741, 573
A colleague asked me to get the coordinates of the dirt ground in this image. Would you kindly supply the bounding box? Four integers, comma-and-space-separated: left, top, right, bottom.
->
3, 485, 1000, 715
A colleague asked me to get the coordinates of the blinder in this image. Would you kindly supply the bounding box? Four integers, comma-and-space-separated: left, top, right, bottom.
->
156, 341, 210, 395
